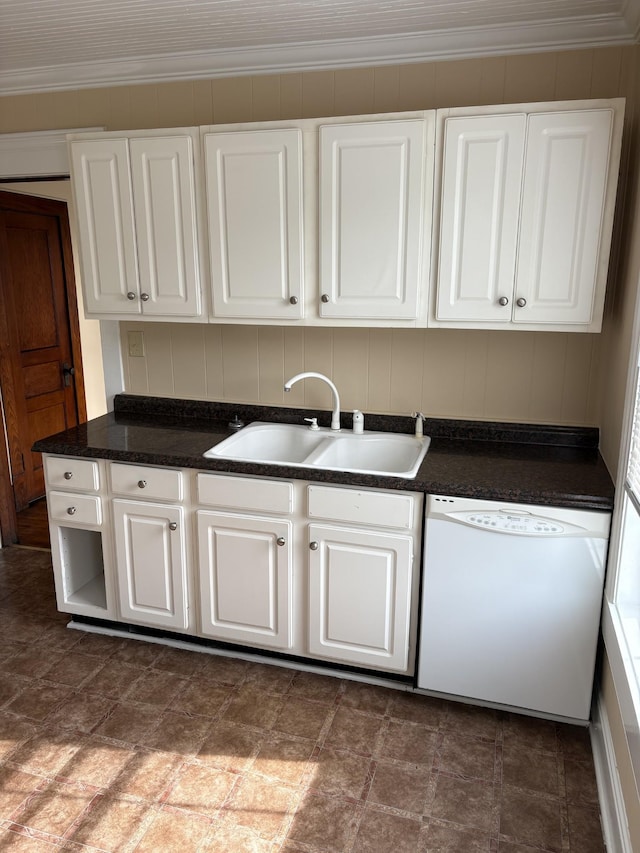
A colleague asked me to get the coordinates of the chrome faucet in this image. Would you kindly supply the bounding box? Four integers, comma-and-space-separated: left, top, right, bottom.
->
284, 372, 341, 431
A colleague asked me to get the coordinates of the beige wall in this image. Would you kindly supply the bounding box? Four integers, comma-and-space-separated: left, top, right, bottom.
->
119, 323, 603, 424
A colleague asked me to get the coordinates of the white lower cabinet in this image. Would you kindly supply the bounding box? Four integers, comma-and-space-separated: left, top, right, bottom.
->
308, 523, 414, 672
45, 455, 116, 620
197, 511, 293, 649
44, 456, 422, 678
112, 499, 189, 630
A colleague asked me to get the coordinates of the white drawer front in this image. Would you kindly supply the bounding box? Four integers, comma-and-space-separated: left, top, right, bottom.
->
197, 473, 292, 514
110, 463, 183, 501
45, 456, 100, 492
49, 491, 102, 526
307, 485, 415, 530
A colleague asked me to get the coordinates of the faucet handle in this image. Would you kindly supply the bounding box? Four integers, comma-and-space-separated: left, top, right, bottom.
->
304, 417, 319, 431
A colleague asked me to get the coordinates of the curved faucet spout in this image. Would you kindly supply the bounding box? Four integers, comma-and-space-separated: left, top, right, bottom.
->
284, 372, 341, 431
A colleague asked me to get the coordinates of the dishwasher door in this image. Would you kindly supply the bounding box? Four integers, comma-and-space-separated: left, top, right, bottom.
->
416, 495, 610, 721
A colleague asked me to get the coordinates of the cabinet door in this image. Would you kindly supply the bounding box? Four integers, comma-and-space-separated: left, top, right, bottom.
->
69, 139, 140, 315
204, 129, 304, 319
308, 523, 413, 672
435, 114, 526, 323
130, 136, 202, 317
514, 109, 614, 325
197, 511, 293, 649
319, 120, 426, 320
112, 499, 188, 630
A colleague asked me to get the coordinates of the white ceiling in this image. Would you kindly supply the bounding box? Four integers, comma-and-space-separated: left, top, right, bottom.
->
1, 0, 639, 96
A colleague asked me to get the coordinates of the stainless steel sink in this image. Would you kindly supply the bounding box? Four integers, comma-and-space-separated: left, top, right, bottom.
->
204, 422, 430, 478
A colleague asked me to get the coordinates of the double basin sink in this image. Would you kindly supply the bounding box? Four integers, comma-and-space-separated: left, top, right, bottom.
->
204, 422, 431, 479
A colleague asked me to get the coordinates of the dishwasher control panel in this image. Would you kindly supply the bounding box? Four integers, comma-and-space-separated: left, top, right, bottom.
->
426, 494, 606, 537
457, 512, 564, 534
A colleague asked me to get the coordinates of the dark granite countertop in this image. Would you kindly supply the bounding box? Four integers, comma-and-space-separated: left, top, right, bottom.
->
32, 394, 615, 512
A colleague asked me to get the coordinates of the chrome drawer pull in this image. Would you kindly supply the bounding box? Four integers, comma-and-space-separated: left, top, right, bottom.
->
67, 506, 77, 515
309, 541, 319, 551
516, 297, 527, 308
126, 291, 137, 300
169, 522, 177, 531
276, 537, 286, 546
137, 480, 147, 489
63, 471, 73, 480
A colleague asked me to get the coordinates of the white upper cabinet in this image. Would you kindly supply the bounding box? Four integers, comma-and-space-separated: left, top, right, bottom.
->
129, 136, 201, 317
432, 100, 624, 332
435, 115, 526, 323
69, 131, 202, 320
319, 119, 429, 321
204, 128, 304, 320
70, 139, 139, 315
515, 110, 615, 326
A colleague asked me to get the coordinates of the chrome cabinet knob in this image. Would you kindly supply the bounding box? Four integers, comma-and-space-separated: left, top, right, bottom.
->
289, 296, 298, 305
309, 541, 319, 551
126, 291, 137, 301
516, 297, 527, 308
137, 480, 147, 489
276, 537, 286, 546
63, 471, 73, 480
321, 294, 330, 304
498, 296, 509, 306
169, 522, 177, 531
140, 293, 150, 302
67, 506, 76, 515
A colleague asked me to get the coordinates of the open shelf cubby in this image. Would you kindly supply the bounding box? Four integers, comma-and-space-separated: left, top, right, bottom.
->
56, 526, 108, 612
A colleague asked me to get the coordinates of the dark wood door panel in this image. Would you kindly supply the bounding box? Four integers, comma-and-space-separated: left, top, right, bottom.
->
0, 191, 86, 521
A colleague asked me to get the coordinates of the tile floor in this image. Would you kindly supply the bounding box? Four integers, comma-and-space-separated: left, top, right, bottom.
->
0, 545, 605, 852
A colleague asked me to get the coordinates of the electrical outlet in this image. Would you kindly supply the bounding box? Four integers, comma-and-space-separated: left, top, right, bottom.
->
128, 330, 145, 358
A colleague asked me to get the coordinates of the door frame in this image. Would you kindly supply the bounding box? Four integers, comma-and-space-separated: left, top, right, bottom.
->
0, 190, 87, 545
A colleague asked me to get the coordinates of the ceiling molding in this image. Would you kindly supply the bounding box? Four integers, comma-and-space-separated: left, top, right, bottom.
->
0, 15, 637, 96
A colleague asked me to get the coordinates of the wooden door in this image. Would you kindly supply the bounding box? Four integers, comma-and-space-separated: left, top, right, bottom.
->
0, 191, 86, 521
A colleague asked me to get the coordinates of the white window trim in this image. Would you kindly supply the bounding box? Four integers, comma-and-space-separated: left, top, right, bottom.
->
604, 265, 640, 790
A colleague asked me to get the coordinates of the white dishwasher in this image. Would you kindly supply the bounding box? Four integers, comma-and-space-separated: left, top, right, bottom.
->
416, 494, 610, 722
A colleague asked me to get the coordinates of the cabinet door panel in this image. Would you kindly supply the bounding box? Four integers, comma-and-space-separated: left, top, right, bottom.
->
205, 129, 303, 319
308, 523, 413, 672
515, 110, 614, 325
113, 499, 188, 630
197, 511, 293, 649
436, 114, 526, 322
320, 120, 426, 320
70, 139, 140, 315
130, 136, 201, 316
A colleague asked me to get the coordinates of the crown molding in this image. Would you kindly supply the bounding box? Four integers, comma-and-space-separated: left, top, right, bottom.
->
0, 15, 637, 96
0, 128, 103, 178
